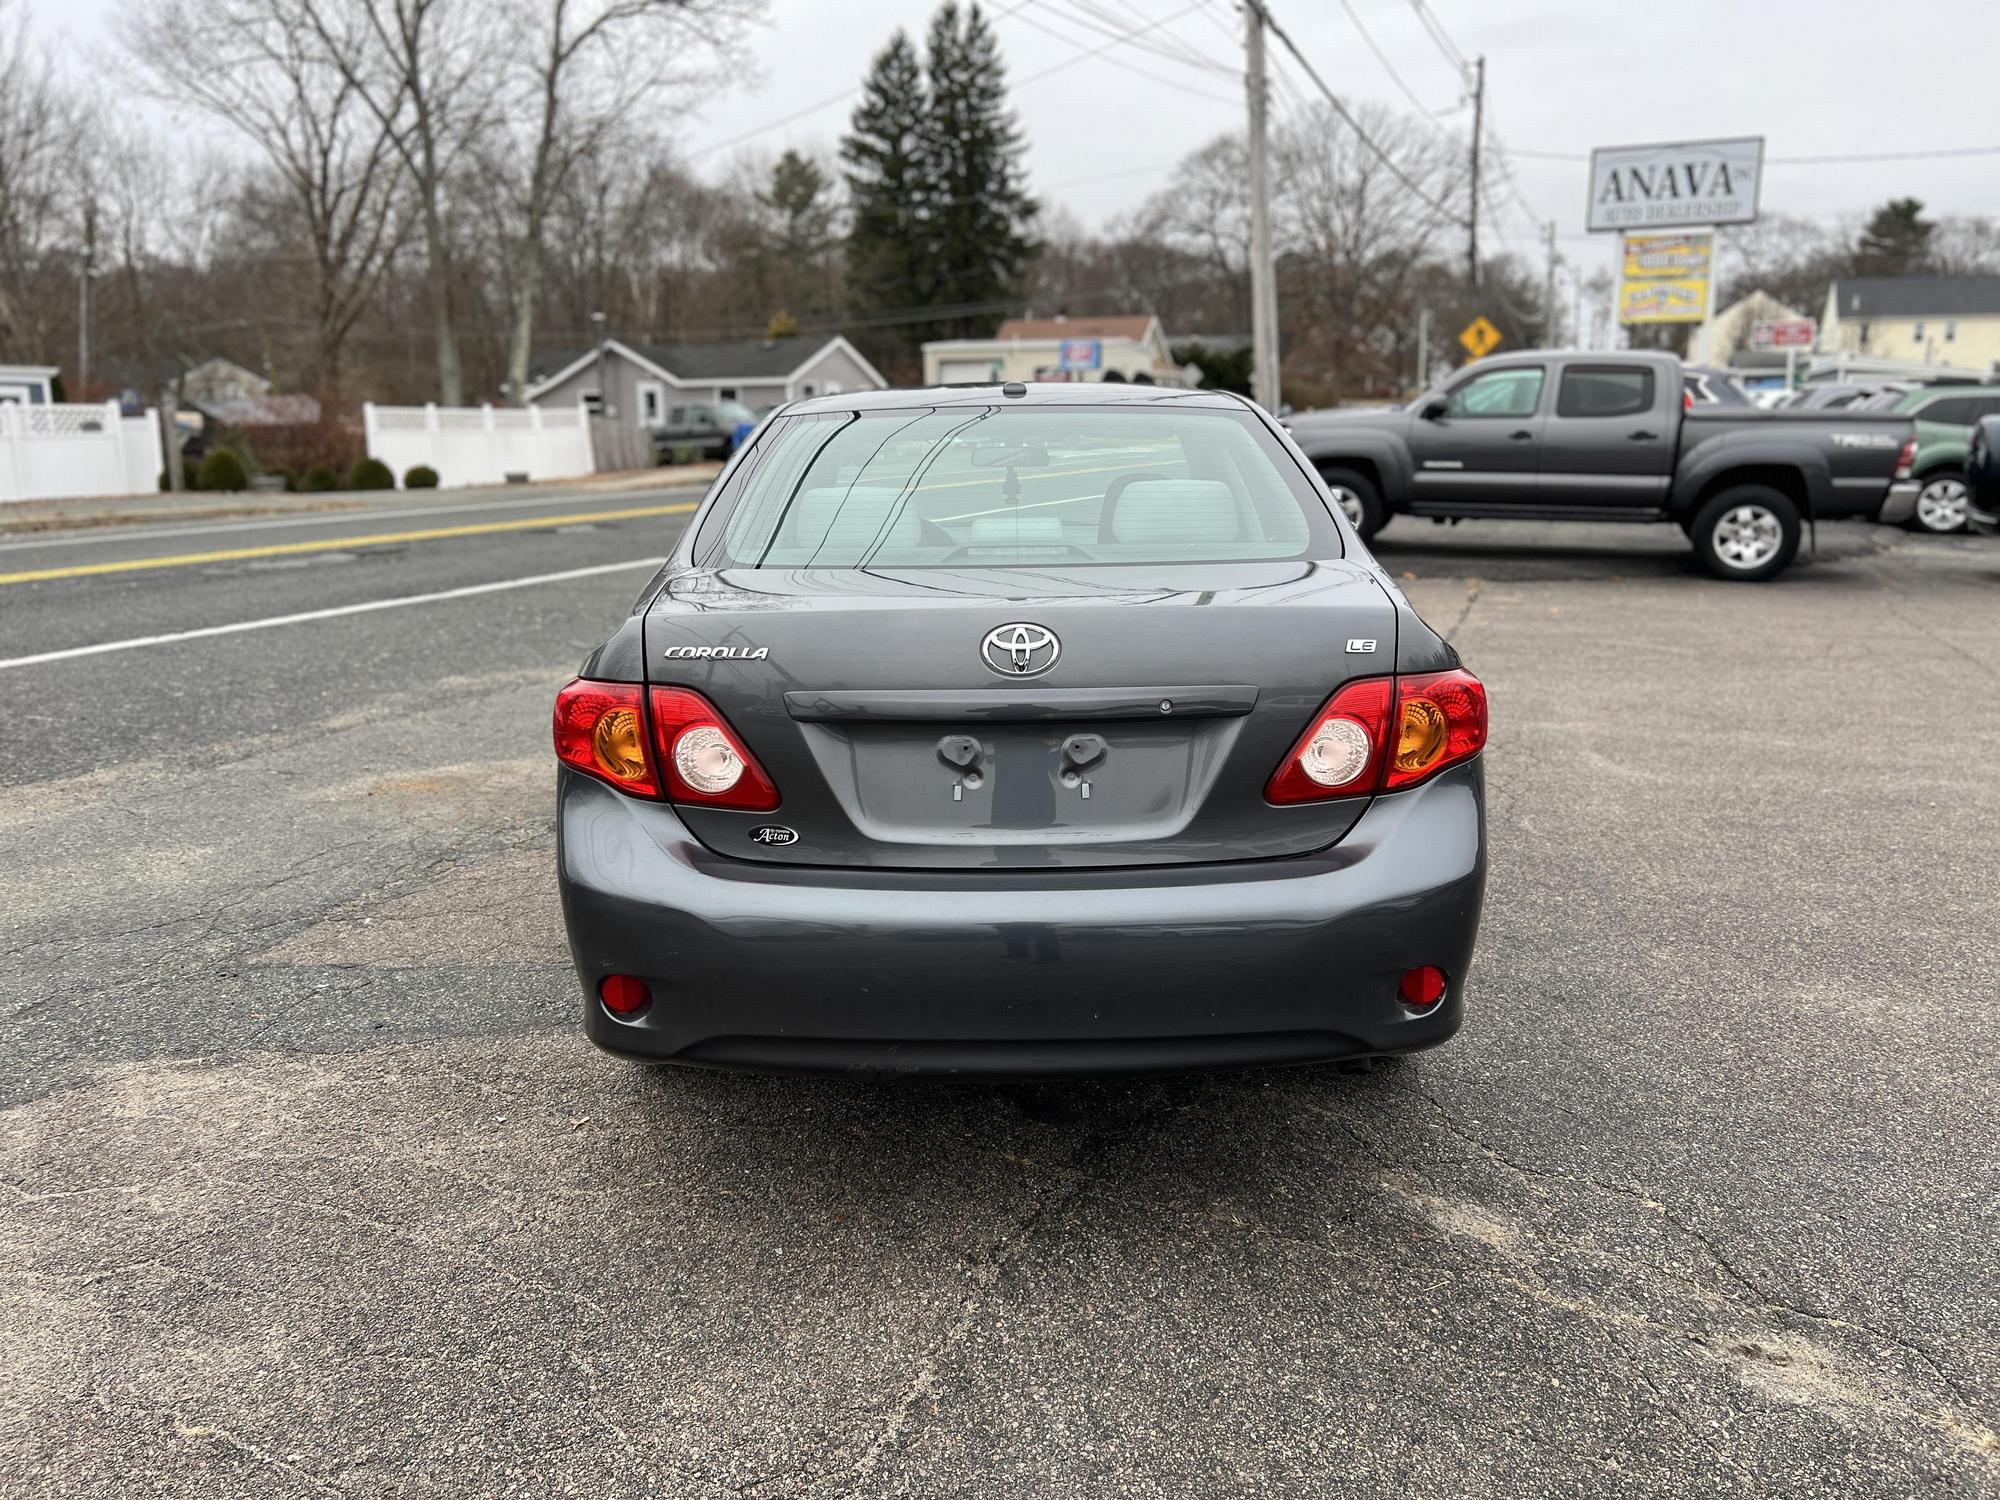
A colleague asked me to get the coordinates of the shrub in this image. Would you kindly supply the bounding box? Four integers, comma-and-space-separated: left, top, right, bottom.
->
404, 464, 439, 489
673, 444, 700, 465
197, 447, 250, 492
300, 464, 340, 492
348, 457, 395, 491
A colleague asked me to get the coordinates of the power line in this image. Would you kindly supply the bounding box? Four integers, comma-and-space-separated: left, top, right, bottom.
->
689, 0, 1043, 163
1250, 0, 1463, 224
1008, 0, 1239, 103
1334, 0, 1448, 122
1405, 0, 1468, 74
1051, 0, 1236, 77
1500, 143, 2000, 165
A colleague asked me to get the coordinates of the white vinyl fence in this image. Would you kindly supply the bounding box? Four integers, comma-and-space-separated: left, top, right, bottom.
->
0, 401, 163, 504
363, 402, 594, 488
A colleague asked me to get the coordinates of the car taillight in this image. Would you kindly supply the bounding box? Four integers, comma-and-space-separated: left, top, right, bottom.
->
649, 686, 780, 811
1894, 435, 1917, 479
1386, 670, 1487, 790
1267, 669, 1486, 804
1683, 388, 1694, 412
554, 679, 659, 796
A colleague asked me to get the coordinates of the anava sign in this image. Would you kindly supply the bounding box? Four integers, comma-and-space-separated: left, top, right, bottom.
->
1586, 137, 1763, 232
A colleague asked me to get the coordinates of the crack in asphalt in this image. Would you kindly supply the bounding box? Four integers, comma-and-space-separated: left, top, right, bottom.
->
1365, 1076, 1991, 1433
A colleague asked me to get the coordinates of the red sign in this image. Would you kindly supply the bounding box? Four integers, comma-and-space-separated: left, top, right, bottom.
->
1753, 318, 1816, 349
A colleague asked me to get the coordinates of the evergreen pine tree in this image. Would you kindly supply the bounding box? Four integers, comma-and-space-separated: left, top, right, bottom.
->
920, 2, 1038, 342
1854, 198, 1935, 278
841, 31, 933, 360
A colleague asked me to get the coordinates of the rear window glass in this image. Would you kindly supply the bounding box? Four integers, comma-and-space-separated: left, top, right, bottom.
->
1560, 366, 1653, 418
693, 405, 1339, 569
1921, 396, 1979, 425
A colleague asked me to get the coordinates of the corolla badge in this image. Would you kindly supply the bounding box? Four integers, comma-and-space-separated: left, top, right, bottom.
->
981, 623, 1060, 678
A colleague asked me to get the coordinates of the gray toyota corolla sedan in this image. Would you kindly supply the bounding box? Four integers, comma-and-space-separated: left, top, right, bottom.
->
555, 381, 1487, 1074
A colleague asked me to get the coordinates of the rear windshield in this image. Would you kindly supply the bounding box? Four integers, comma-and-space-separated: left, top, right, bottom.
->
690, 404, 1340, 569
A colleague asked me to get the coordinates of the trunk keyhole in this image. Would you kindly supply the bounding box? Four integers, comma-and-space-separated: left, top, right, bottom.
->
937, 735, 983, 770
1060, 734, 1107, 771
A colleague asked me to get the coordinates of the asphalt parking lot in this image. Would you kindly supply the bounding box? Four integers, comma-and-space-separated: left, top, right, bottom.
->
2, 492, 1997, 1498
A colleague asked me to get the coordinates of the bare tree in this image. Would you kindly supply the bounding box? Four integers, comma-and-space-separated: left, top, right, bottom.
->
0, 0, 83, 355
284, 0, 502, 404
1272, 101, 1463, 392
120, 0, 408, 391
487, 0, 760, 403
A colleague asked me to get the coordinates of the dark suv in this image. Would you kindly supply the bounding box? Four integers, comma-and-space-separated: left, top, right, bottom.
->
650, 399, 757, 463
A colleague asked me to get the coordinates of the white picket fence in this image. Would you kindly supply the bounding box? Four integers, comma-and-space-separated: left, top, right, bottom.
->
362, 402, 594, 488
0, 401, 163, 504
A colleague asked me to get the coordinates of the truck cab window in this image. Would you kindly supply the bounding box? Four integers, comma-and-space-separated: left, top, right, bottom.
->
1445, 367, 1544, 419
1558, 367, 1654, 419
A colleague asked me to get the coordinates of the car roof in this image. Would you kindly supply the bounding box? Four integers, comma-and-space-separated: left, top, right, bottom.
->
781, 383, 1248, 416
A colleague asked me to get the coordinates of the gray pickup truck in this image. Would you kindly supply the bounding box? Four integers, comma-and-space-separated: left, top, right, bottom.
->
1287, 351, 1919, 580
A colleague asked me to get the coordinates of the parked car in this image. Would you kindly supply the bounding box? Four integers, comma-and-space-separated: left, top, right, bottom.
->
554, 381, 1487, 1074
1682, 365, 1754, 407
1790, 382, 1897, 412
1872, 386, 2000, 533
650, 398, 757, 463
1966, 414, 2000, 538
1286, 351, 1917, 581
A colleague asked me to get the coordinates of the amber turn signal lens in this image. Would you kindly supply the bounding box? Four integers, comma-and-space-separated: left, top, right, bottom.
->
591, 706, 649, 782
1394, 695, 1449, 775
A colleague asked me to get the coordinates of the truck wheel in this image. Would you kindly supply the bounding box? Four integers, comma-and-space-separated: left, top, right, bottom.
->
1910, 473, 1969, 534
1688, 487, 1801, 581
1318, 466, 1387, 540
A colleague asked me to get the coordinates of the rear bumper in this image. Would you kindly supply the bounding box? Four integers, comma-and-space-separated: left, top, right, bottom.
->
1969, 500, 2000, 537
1877, 480, 1921, 525
556, 762, 1486, 1075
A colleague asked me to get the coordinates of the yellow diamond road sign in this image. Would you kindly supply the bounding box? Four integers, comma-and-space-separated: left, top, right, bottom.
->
1458, 316, 1502, 359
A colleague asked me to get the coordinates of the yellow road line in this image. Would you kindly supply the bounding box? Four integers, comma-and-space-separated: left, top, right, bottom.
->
0, 502, 700, 587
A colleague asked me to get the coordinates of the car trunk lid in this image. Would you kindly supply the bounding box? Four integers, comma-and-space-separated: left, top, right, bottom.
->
644, 561, 1398, 870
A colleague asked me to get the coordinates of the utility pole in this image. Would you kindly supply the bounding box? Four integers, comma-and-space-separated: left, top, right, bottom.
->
1543, 221, 1559, 347
1245, 1, 1280, 411
78, 200, 97, 395
1415, 306, 1430, 392
1466, 55, 1485, 289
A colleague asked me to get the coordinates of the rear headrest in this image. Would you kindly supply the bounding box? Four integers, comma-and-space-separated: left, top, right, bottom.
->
970, 514, 1064, 544
1109, 480, 1239, 546
780, 486, 921, 558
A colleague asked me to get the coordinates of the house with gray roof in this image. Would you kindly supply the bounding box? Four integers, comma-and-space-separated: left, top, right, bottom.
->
523, 335, 887, 430
1820, 276, 2000, 375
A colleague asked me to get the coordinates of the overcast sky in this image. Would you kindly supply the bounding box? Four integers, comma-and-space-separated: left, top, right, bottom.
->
38, 0, 2000, 295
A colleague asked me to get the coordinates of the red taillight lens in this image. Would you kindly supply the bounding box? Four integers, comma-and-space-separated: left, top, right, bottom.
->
1267, 669, 1486, 804
1266, 677, 1392, 803
1386, 670, 1487, 790
1894, 435, 1917, 479
554, 679, 659, 796
649, 686, 780, 811
599, 973, 651, 1016
1399, 965, 1447, 1008
1683, 389, 1694, 412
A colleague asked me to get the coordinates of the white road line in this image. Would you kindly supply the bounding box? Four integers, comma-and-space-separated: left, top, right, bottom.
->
0, 557, 667, 672
0, 487, 702, 554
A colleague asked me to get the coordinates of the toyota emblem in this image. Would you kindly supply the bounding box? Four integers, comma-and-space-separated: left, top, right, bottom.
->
980, 623, 1060, 678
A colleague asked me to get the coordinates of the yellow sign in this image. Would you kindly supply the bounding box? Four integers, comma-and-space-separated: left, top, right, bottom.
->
1458, 316, 1503, 359
1619, 230, 1712, 324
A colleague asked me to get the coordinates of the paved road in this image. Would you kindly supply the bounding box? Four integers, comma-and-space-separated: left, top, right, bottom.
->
2, 492, 1997, 1498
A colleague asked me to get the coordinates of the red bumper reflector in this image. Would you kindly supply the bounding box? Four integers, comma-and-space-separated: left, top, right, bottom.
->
599, 974, 651, 1016
1398, 965, 1447, 1009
